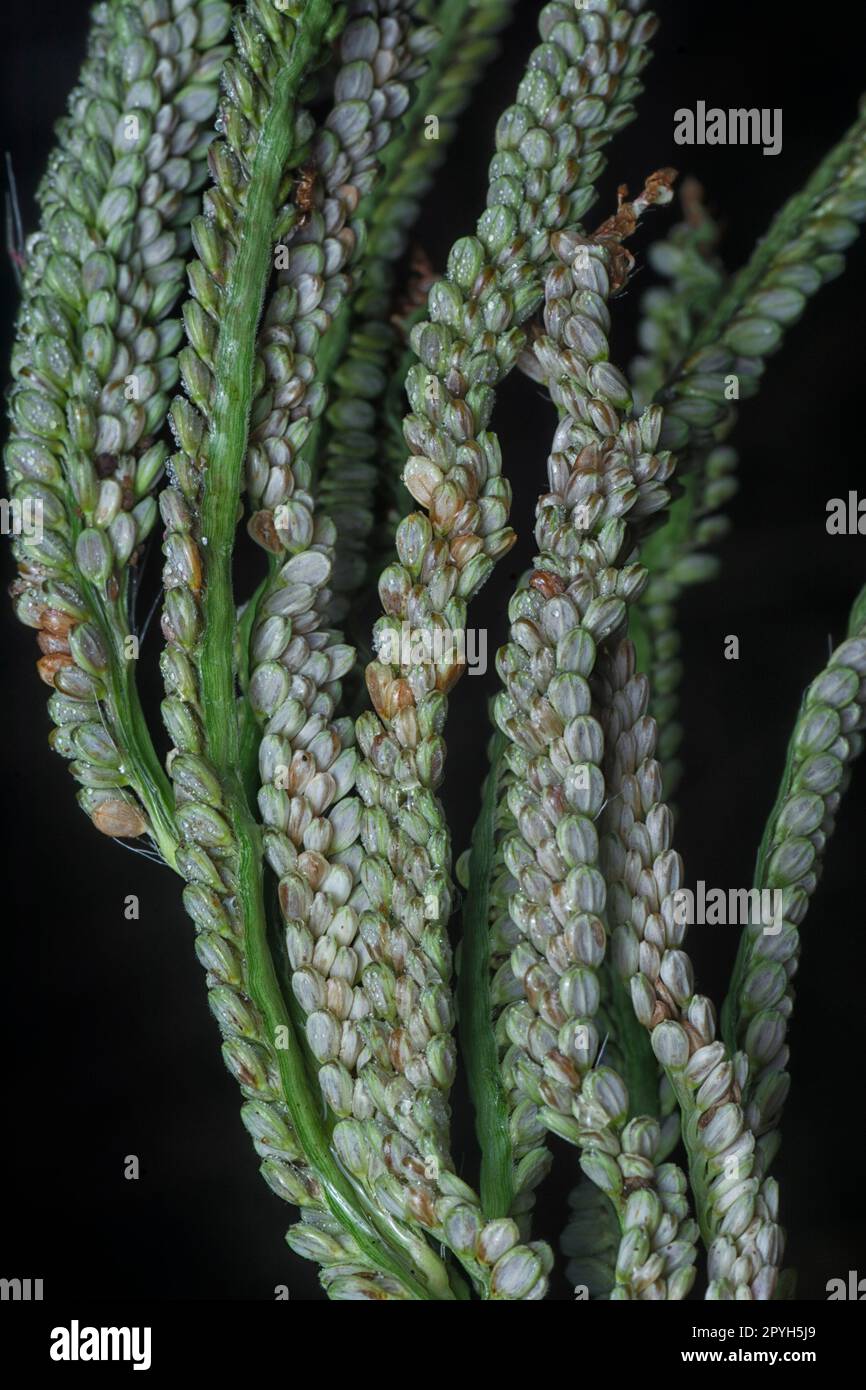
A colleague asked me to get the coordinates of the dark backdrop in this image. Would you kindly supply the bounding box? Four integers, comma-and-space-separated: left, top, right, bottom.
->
1, 0, 864, 1301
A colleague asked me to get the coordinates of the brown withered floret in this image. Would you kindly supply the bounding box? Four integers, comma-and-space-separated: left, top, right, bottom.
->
12, 587, 80, 687
293, 161, 317, 226
530, 570, 566, 599
623, 1176, 656, 1195
36, 629, 70, 655
36, 652, 75, 686
247, 509, 284, 555
589, 167, 678, 293
37, 606, 76, 639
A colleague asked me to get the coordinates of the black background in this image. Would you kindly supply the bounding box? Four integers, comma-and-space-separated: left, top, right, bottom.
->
1, 0, 864, 1304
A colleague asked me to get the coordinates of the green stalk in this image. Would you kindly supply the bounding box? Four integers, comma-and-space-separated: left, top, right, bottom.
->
605, 967, 659, 1121
236, 575, 269, 806
458, 733, 515, 1219
106, 617, 179, 868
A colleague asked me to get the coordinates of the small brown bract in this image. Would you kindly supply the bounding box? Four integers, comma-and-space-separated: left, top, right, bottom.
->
294, 162, 317, 226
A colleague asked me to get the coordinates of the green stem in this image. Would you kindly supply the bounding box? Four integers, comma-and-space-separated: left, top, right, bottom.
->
458, 732, 515, 1219
627, 603, 653, 684
237, 575, 270, 807
302, 300, 352, 487
606, 966, 659, 1120
87, 580, 179, 868
640, 472, 697, 574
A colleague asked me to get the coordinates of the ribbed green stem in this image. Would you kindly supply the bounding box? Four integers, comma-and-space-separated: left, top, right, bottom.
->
236, 575, 269, 806
458, 732, 515, 1218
